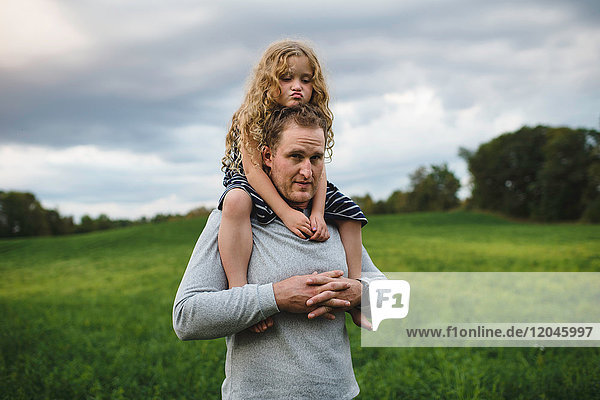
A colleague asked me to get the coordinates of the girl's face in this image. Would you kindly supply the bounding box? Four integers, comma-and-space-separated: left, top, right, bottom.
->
275, 55, 314, 107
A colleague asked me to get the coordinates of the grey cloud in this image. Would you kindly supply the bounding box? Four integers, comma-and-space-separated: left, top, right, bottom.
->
3, 0, 596, 151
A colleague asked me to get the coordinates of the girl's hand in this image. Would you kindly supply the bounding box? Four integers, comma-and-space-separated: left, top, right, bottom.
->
248, 317, 274, 333
281, 209, 313, 239
309, 213, 330, 242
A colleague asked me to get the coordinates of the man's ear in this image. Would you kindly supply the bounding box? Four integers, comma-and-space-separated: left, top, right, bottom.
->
262, 146, 273, 168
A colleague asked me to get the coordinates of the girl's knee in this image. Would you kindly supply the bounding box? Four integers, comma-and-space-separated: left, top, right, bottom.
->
222, 189, 253, 219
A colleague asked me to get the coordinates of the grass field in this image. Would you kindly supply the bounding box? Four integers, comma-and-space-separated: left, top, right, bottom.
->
1, 211, 599, 399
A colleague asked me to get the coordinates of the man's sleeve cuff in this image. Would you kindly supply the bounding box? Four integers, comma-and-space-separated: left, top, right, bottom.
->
257, 283, 280, 319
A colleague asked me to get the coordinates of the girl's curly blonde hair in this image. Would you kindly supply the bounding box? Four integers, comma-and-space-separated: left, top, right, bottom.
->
221, 39, 334, 173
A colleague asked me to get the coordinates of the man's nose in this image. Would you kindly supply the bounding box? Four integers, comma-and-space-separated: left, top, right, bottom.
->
299, 159, 312, 178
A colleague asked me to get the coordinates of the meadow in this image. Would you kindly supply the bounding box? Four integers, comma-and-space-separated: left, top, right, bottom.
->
1, 211, 599, 399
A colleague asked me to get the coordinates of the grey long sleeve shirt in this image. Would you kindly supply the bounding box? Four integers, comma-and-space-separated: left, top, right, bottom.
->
173, 209, 384, 399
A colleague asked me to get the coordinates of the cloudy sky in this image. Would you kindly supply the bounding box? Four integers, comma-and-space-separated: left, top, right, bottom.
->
1, 0, 599, 220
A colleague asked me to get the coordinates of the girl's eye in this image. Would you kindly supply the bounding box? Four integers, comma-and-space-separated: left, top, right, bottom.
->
280, 75, 291, 81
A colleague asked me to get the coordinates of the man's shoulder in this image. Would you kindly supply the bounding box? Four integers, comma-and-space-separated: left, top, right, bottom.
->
193, 209, 222, 242
207, 208, 221, 221
204, 208, 259, 228
203, 209, 222, 228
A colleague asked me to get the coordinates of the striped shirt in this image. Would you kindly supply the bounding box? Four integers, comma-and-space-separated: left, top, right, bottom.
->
219, 169, 367, 226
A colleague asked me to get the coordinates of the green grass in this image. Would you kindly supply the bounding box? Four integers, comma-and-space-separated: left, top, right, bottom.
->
1, 212, 599, 399
362, 211, 599, 272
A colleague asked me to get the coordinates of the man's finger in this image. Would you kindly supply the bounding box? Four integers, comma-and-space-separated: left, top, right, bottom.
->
311, 311, 337, 320
306, 280, 350, 297
322, 298, 352, 311
308, 306, 333, 319
308, 307, 331, 319
319, 298, 352, 308
306, 288, 352, 306
307, 294, 351, 307
322, 312, 336, 320
306, 270, 344, 284
320, 270, 344, 278
323, 281, 351, 291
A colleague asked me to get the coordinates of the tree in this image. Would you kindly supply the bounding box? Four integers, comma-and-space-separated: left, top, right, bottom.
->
462, 125, 599, 221
386, 190, 409, 213
95, 214, 113, 230
535, 128, 592, 220
351, 194, 375, 215
77, 215, 96, 233
581, 130, 600, 222
406, 164, 461, 212
463, 126, 546, 218
0, 191, 50, 237
45, 209, 75, 235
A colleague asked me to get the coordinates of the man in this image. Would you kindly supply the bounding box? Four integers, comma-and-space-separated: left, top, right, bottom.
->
173, 104, 383, 399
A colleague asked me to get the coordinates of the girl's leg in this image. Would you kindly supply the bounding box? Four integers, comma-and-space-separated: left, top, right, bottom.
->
337, 220, 362, 280
218, 189, 253, 288
338, 220, 372, 330
218, 189, 273, 333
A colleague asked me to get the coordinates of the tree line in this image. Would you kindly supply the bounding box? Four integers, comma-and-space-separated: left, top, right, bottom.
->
0, 191, 211, 238
352, 163, 461, 215
0, 162, 461, 239
353, 125, 599, 223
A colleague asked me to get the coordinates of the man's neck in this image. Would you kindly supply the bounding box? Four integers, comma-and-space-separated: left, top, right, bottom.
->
288, 200, 311, 212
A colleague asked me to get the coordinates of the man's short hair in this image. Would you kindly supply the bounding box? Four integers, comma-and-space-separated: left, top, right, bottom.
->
263, 104, 328, 151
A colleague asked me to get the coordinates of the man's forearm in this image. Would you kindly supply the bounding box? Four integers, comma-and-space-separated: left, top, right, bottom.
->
173, 282, 279, 340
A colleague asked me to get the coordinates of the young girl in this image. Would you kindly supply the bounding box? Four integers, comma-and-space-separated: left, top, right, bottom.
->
219, 40, 369, 332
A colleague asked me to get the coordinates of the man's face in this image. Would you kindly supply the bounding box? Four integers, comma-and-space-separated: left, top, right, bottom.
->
263, 123, 325, 209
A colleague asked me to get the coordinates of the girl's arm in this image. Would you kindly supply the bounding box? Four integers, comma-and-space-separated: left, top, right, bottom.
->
241, 144, 313, 239
309, 168, 330, 242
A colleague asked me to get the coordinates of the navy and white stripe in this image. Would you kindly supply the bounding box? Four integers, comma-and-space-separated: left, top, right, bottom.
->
219, 169, 367, 226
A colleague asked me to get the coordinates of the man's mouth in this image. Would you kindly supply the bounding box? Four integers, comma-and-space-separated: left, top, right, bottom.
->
294, 181, 311, 187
